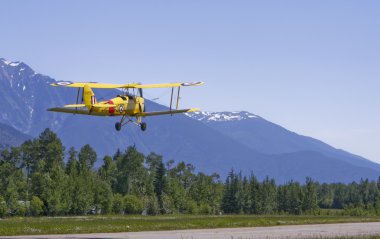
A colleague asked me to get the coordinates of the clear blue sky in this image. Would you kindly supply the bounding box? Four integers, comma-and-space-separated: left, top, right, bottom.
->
1, 1, 380, 163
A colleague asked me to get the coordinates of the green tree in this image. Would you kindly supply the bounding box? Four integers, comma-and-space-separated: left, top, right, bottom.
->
124, 195, 143, 214
112, 193, 124, 214
66, 147, 79, 176
154, 161, 167, 214
114, 146, 146, 195
30, 129, 68, 215
221, 170, 240, 214
278, 181, 303, 214
78, 144, 97, 171
0, 195, 8, 217
302, 177, 319, 213
259, 176, 277, 214
318, 183, 334, 208
98, 155, 116, 185
249, 175, 261, 214
30, 196, 44, 216
93, 178, 113, 214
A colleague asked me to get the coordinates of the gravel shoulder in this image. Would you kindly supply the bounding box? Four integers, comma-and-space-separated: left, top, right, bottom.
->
1, 222, 380, 239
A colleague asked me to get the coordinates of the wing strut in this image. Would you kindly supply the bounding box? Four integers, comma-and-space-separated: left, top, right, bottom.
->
75, 87, 81, 113
169, 86, 182, 116
176, 86, 181, 110
169, 87, 174, 113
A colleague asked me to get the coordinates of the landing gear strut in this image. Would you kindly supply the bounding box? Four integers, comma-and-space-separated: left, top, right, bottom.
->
115, 115, 147, 132
140, 122, 147, 131
115, 122, 122, 131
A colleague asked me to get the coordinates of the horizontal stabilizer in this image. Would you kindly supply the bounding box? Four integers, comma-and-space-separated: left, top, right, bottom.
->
64, 104, 86, 108
137, 108, 200, 117
63, 103, 115, 109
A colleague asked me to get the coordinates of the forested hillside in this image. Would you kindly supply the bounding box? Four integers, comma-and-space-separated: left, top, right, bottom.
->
1, 129, 380, 217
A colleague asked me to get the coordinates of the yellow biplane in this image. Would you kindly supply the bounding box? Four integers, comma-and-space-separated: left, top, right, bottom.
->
48, 81, 204, 131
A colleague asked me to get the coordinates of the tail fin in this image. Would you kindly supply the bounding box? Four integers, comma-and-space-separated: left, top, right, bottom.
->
83, 84, 96, 110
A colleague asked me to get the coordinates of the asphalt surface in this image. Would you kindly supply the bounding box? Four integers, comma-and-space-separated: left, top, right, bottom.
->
1, 222, 380, 239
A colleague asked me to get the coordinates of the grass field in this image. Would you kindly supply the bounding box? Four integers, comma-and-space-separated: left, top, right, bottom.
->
1, 215, 380, 236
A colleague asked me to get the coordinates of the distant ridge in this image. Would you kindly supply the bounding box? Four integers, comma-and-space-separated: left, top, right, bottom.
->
186, 111, 380, 172
0, 122, 31, 149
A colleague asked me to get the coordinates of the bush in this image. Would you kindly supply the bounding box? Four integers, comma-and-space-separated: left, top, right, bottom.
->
199, 203, 212, 214
124, 195, 143, 214
343, 204, 369, 216
15, 202, 27, 216
30, 196, 44, 216
184, 200, 198, 214
0, 196, 7, 218
146, 196, 159, 215
112, 194, 124, 214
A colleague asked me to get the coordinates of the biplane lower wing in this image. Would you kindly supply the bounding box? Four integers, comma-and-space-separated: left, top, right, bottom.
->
48, 107, 200, 117
47, 108, 107, 116
136, 108, 200, 117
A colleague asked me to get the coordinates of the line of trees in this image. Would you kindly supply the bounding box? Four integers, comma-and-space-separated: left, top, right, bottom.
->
1, 129, 380, 217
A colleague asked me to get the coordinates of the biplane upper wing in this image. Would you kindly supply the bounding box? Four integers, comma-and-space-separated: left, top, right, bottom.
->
133, 82, 204, 88
136, 108, 200, 117
51, 81, 138, 88
51, 81, 204, 89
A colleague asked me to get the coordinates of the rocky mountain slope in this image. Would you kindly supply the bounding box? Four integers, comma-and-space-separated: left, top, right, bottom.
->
1, 58, 379, 183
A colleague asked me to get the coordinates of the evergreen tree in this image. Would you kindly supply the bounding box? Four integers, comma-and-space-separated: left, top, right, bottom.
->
259, 176, 277, 214
249, 175, 261, 214
78, 144, 97, 171
114, 146, 146, 195
302, 177, 319, 213
221, 170, 240, 213
154, 161, 167, 214
98, 156, 116, 185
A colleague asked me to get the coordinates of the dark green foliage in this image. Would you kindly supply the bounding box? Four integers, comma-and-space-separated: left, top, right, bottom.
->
154, 161, 167, 214
278, 181, 303, 214
113, 146, 147, 196
93, 178, 113, 214
302, 177, 318, 213
112, 194, 124, 214
30, 196, 43, 216
222, 170, 241, 214
1, 128, 380, 217
124, 195, 143, 214
0, 196, 7, 217
78, 144, 97, 171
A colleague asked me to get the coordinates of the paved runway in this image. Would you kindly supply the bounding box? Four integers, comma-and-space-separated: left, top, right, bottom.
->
2, 222, 380, 239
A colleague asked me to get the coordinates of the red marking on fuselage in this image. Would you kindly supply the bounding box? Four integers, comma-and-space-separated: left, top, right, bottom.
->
108, 100, 115, 114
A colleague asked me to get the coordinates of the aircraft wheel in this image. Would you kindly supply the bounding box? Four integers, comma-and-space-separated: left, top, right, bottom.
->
140, 122, 147, 131
115, 122, 122, 131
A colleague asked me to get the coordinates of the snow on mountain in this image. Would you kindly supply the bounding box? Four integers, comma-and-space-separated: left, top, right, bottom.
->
186, 111, 258, 122
0, 58, 68, 135
1, 57, 380, 182
188, 110, 380, 173
0, 58, 21, 67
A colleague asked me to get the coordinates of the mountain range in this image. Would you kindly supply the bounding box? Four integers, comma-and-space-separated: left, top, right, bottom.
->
1, 57, 379, 183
